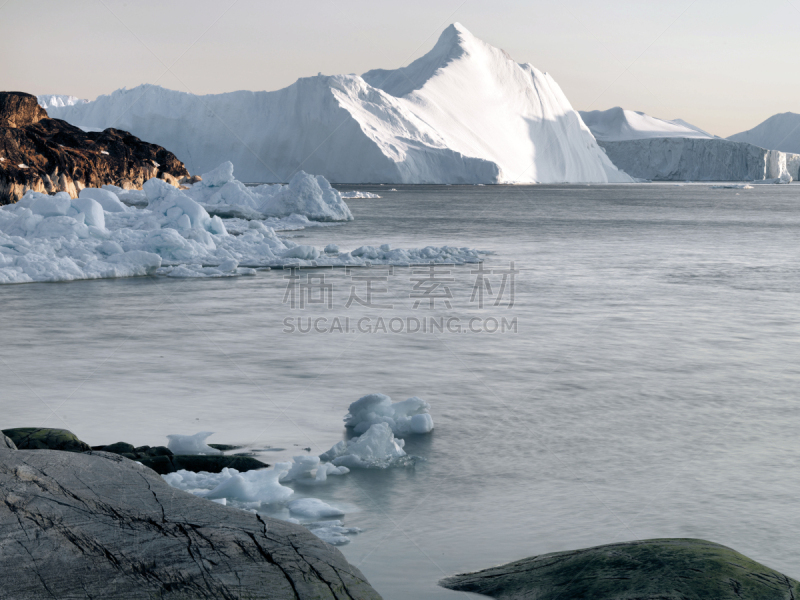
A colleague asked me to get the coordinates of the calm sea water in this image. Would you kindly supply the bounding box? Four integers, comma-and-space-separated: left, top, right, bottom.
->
3, 184, 800, 599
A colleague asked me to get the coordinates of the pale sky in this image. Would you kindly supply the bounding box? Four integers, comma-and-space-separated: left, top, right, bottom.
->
2, 0, 798, 137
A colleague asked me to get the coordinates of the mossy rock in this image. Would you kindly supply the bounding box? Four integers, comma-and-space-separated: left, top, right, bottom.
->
2, 428, 90, 453
440, 538, 800, 600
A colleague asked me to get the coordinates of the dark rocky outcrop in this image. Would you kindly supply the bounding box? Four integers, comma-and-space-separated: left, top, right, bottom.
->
0, 447, 382, 599
0, 91, 189, 204
440, 538, 799, 600
3, 427, 91, 453
137, 453, 269, 475
92, 441, 267, 474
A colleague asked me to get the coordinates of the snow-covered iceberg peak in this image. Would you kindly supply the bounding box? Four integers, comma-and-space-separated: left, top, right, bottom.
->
47, 24, 631, 184
362, 23, 631, 183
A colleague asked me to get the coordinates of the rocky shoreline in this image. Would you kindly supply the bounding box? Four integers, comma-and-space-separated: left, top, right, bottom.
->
0, 434, 382, 599
2, 427, 268, 475
0, 91, 190, 205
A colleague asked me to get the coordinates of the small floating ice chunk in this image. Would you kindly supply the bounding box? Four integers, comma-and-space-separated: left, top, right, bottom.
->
344, 393, 434, 436
340, 191, 381, 199
320, 422, 409, 469
324, 244, 339, 254
287, 498, 345, 519
166, 431, 222, 455
203, 468, 293, 505
305, 520, 361, 545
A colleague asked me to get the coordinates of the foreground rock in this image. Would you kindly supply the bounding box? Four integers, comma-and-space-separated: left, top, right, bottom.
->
440, 538, 799, 600
0, 446, 382, 599
0, 91, 189, 204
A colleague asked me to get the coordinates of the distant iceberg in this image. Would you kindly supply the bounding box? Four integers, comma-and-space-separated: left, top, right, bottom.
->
728, 112, 800, 155
580, 106, 797, 182
46, 23, 631, 184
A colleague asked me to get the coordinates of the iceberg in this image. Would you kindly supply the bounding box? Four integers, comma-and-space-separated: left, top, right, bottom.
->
580, 107, 795, 182
728, 112, 800, 154
47, 24, 631, 184
343, 393, 434, 436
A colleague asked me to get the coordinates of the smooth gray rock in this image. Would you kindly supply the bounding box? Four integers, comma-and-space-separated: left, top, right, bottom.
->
0, 449, 382, 599
1, 434, 16, 450
440, 538, 799, 600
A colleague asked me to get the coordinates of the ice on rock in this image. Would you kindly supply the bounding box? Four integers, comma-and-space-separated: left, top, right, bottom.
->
320, 422, 409, 469
166, 431, 222, 455
287, 498, 345, 519
344, 393, 434, 436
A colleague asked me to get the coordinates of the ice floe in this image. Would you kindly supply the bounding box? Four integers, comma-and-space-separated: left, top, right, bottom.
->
0, 163, 483, 284
340, 191, 381, 199
319, 422, 412, 469
343, 393, 434, 436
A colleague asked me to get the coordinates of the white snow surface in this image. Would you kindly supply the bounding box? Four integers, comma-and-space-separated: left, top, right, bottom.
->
37, 94, 88, 109
728, 112, 800, 154
0, 163, 483, 285
319, 422, 410, 469
579, 107, 716, 142
343, 393, 434, 436
47, 24, 631, 184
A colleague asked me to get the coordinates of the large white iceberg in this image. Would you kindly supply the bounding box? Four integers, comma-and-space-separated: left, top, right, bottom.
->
47, 24, 631, 184
0, 163, 483, 285
343, 393, 434, 436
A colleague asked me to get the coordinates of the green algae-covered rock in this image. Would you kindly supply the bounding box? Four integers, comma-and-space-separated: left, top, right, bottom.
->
2, 428, 90, 453
440, 538, 800, 600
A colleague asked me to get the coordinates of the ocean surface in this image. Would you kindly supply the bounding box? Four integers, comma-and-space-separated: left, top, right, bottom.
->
4, 183, 800, 599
